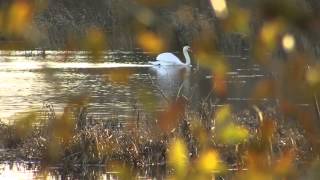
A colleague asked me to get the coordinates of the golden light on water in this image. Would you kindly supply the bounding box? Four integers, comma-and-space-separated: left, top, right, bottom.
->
282, 33, 295, 52
0, 54, 45, 121
0, 164, 34, 180
210, 0, 228, 18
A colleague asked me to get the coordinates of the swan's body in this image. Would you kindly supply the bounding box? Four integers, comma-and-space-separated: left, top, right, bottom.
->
150, 46, 192, 66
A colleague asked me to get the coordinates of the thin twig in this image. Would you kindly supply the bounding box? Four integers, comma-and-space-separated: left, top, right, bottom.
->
175, 81, 185, 101
314, 93, 320, 122
307, 65, 320, 122
204, 90, 214, 102
252, 105, 264, 123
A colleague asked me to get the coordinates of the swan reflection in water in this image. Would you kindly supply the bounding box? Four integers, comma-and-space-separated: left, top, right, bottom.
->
148, 45, 193, 100
150, 65, 191, 99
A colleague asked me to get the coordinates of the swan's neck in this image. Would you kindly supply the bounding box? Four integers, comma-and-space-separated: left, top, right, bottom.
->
183, 49, 191, 65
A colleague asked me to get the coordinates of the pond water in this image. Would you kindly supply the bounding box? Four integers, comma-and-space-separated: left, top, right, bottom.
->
0, 50, 273, 178
0, 162, 132, 179
0, 50, 270, 124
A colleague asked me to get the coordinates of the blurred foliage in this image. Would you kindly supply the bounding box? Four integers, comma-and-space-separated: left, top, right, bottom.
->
105, 68, 134, 84
137, 30, 165, 54
84, 27, 107, 62
196, 150, 222, 174
0, 0, 319, 179
168, 138, 189, 178
158, 97, 186, 133
214, 105, 249, 144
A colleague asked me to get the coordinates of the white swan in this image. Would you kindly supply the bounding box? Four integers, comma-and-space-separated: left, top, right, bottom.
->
150, 45, 192, 66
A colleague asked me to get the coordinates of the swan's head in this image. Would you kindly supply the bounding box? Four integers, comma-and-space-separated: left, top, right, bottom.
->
183, 45, 191, 52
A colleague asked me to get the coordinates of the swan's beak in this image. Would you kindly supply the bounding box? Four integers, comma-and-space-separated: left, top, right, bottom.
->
188, 49, 192, 52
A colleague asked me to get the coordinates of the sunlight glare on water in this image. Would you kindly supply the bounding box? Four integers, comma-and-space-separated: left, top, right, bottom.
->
0, 71, 42, 120
0, 163, 120, 179
0, 50, 156, 123
0, 50, 268, 125
0, 164, 35, 180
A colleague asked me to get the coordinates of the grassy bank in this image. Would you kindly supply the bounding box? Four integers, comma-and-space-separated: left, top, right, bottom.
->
0, 97, 315, 178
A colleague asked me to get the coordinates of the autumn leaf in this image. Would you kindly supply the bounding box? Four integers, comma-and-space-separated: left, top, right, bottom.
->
137, 31, 165, 54
158, 97, 186, 133
168, 138, 189, 177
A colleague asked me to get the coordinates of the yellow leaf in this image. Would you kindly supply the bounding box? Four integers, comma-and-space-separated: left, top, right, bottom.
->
197, 150, 221, 173
7, 1, 32, 35
306, 65, 320, 86
260, 20, 284, 49
158, 97, 186, 133
223, 7, 250, 33
85, 27, 107, 62
210, 0, 228, 18
215, 105, 232, 125
190, 120, 208, 147
168, 138, 189, 176
195, 52, 228, 75
137, 31, 165, 54
213, 72, 227, 97
220, 124, 249, 144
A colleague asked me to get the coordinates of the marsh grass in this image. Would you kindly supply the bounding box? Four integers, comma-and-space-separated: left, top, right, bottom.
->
0, 97, 313, 178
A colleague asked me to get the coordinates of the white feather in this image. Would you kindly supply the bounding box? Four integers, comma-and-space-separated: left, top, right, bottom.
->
149, 46, 191, 66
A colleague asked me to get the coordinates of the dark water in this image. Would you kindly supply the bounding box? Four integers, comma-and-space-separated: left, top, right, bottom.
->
0, 50, 270, 178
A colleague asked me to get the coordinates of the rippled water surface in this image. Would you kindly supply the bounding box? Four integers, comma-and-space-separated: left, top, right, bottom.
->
0, 50, 270, 123
0, 50, 277, 178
